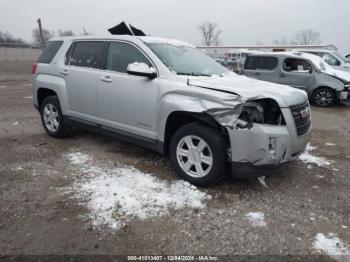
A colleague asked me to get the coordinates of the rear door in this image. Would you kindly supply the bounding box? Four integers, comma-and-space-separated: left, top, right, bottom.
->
275, 57, 314, 91
63, 41, 106, 119
243, 56, 279, 82
97, 41, 159, 140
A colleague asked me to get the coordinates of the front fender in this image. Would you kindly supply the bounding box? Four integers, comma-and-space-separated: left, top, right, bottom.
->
157, 90, 244, 141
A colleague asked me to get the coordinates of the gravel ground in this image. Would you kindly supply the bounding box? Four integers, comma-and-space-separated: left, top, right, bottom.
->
0, 62, 349, 260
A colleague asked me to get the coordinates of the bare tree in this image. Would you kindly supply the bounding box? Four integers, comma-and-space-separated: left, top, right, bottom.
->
197, 21, 222, 46
32, 28, 53, 45
58, 29, 75, 37
0, 31, 24, 43
293, 29, 321, 45
272, 36, 289, 45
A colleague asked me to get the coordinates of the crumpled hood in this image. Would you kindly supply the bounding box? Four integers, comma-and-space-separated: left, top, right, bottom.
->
187, 74, 308, 107
322, 68, 350, 82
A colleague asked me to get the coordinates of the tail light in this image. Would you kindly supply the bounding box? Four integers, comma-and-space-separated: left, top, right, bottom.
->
32, 63, 38, 75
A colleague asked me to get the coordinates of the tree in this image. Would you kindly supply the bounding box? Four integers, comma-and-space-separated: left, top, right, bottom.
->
0, 31, 24, 43
293, 29, 321, 45
32, 28, 53, 45
58, 29, 75, 37
197, 21, 222, 46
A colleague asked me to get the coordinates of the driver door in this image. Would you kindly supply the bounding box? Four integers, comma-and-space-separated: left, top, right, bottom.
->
276, 58, 314, 91
97, 41, 159, 140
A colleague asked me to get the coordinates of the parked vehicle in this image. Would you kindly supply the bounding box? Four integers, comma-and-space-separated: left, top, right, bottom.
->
32, 36, 310, 186
243, 52, 350, 107
295, 49, 350, 72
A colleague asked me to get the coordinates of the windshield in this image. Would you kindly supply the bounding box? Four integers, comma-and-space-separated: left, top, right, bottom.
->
300, 53, 334, 72
147, 43, 227, 76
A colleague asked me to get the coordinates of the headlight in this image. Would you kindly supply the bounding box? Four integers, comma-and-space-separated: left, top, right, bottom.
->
238, 98, 285, 128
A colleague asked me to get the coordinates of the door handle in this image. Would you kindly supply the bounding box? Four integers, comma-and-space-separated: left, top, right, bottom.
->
60, 69, 69, 76
280, 73, 286, 78
100, 75, 112, 83
255, 71, 260, 76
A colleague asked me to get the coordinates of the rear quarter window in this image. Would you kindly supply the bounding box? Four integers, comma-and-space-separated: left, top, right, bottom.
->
245, 56, 278, 71
37, 41, 63, 64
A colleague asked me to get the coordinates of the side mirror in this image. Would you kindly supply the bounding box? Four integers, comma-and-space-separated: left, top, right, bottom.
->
126, 62, 157, 79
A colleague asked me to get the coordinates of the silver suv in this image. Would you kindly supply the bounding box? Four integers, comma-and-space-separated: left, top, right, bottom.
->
32, 36, 310, 186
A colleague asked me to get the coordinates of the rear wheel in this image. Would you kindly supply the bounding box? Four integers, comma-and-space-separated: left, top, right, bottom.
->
312, 87, 335, 107
169, 122, 227, 187
40, 96, 71, 138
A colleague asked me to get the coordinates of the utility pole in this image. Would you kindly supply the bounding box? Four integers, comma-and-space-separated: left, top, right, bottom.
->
82, 27, 88, 36
37, 18, 45, 49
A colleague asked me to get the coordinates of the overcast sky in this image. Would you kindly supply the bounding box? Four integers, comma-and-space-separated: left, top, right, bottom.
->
1, 0, 349, 53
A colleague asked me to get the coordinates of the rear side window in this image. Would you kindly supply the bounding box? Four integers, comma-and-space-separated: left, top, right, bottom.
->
245, 56, 278, 71
106, 42, 151, 73
37, 41, 63, 64
69, 41, 105, 69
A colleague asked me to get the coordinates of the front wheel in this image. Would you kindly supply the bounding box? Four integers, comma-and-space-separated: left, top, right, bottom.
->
169, 122, 227, 187
312, 87, 336, 107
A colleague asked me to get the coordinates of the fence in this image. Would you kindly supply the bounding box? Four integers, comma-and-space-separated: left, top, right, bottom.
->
0, 43, 41, 62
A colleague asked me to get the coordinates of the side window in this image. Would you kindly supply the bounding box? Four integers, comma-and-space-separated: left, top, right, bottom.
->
106, 42, 151, 73
244, 56, 277, 71
322, 53, 341, 66
69, 41, 105, 69
37, 41, 63, 64
65, 43, 75, 65
283, 58, 311, 72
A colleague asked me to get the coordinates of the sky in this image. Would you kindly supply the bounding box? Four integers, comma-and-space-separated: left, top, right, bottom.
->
1, 0, 349, 54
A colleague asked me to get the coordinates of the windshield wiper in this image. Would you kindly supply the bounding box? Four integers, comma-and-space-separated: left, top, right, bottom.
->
177, 72, 212, 77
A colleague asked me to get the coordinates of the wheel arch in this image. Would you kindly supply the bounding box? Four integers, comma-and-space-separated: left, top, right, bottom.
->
162, 111, 228, 156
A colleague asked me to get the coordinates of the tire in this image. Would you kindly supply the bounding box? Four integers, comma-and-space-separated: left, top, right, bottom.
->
40, 95, 71, 138
169, 122, 227, 187
312, 87, 336, 107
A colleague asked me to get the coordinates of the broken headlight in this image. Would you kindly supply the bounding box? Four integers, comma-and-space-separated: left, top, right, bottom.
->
237, 98, 285, 129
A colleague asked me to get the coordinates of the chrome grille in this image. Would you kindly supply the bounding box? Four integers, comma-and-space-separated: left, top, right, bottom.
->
290, 102, 311, 136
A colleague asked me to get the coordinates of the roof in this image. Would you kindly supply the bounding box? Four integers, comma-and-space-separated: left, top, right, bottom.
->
246, 52, 304, 59
50, 35, 194, 47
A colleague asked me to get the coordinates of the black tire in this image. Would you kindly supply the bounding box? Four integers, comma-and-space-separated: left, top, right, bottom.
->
169, 122, 227, 187
312, 87, 336, 107
40, 95, 71, 138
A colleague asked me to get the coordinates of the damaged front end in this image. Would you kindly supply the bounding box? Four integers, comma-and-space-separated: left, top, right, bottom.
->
204, 97, 309, 178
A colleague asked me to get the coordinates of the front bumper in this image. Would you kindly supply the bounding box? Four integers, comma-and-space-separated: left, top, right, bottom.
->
338, 90, 350, 105
227, 107, 310, 178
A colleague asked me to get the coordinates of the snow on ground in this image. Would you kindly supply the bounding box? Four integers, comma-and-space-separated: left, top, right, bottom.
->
65, 152, 210, 230
325, 143, 336, 146
313, 233, 350, 262
0, 85, 7, 88
12, 122, 19, 126
245, 212, 266, 227
299, 143, 332, 168
23, 96, 33, 99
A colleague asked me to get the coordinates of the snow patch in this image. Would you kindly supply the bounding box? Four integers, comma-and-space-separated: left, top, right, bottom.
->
66, 152, 91, 165
313, 233, 350, 261
23, 96, 33, 99
246, 212, 266, 227
0, 85, 7, 88
299, 143, 332, 167
12, 121, 19, 126
66, 152, 210, 230
325, 143, 336, 146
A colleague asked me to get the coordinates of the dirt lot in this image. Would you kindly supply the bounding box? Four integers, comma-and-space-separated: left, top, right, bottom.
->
0, 62, 349, 260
